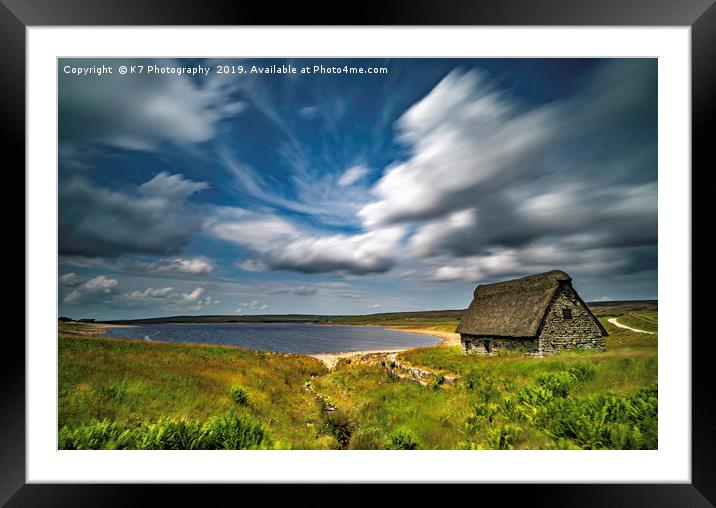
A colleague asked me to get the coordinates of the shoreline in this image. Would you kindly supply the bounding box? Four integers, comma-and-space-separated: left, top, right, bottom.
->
308, 326, 460, 369
59, 322, 136, 337
62, 322, 458, 368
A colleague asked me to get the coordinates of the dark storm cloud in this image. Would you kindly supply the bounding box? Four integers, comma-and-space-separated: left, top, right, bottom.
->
59, 172, 208, 257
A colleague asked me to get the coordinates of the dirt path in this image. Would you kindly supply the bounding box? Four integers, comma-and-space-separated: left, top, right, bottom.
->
608, 317, 657, 335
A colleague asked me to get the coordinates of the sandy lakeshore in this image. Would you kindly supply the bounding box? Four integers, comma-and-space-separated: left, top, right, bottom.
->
60, 322, 136, 336
309, 326, 460, 369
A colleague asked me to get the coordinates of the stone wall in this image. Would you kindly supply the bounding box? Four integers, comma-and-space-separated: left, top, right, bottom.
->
538, 283, 605, 352
461, 335, 539, 355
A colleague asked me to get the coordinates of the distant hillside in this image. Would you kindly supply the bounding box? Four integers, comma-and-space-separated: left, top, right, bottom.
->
99, 302, 655, 325
102, 314, 328, 325
586, 300, 658, 317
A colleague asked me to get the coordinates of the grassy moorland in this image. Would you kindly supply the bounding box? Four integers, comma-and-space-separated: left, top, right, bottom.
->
58, 304, 657, 450
59, 328, 330, 449
312, 314, 657, 450
612, 313, 658, 333
326, 310, 462, 333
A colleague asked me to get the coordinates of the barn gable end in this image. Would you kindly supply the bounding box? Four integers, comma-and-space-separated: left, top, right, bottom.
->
537, 283, 606, 353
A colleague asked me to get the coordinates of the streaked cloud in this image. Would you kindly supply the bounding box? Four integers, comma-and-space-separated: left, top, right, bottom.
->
338, 165, 370, 187
61, 256, 215, 277
57, 58, 657, 318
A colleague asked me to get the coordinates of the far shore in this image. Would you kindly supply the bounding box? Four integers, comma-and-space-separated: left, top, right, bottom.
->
62, 321, 459, 368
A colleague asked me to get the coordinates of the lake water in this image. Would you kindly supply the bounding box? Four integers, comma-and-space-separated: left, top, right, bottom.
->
102, 322, 440, 354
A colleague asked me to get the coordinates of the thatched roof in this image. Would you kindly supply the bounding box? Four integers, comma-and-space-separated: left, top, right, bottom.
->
457, 270, 586, 337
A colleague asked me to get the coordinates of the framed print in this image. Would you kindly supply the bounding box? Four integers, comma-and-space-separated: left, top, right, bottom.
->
6, 0, 712, 504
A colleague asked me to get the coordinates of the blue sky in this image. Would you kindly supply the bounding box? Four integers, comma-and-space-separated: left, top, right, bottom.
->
58, 58, 657, 320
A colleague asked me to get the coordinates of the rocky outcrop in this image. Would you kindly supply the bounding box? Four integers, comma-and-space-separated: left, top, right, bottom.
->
386, 353, 460, 387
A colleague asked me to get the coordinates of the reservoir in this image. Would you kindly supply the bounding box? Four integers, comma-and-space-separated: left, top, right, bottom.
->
102, 322, 440, 354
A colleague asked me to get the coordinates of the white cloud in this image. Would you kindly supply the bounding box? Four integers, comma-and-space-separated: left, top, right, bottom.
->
298, 105, 319, 119
139, 171, 209, 201
426, 242, 631, 283
59, 272, 82, 287
268, 286, 318, 296
409, 208, 479, 257
121, 287, 175, 301
181, 287, 204, 303
60, 256, 214, 277
209, 207, 406, 275
149, 257, 214, 276
63, 275, 119, 304
235, 259, 269, 273
235, 300, 269, 314
207, 206, 300, 252
359, 68, 553, 227
338, 165, 369, 187
352, 63, 656, 287
111, 286, 217, 311
265, 226, 405, 275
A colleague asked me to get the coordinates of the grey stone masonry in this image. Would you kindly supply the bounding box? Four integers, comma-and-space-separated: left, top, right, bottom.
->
461, 335, 539, 355
537, 284, 605, 353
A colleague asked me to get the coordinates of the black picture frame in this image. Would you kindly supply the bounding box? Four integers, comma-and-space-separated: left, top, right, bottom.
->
5, 0, 711, 505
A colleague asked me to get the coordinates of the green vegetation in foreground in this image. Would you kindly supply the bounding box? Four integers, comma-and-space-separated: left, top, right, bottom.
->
312, 315, 657, 450
60, 411, 270, 450
59, 307, 657, 450
59, 331, 331, 449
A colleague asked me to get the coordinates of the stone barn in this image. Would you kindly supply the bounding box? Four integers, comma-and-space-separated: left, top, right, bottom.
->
456, 270, 607, 355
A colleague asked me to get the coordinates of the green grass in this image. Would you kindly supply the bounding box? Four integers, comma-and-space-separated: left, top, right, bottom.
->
59, 411, 271, 450
328, 316, 461, 333
311, 361, 475, 449
59, 335, 332, 449
614, 312, 658, 333
310, 316, 657, 449
59, 308, 657, 450
312, 351, 656, 449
